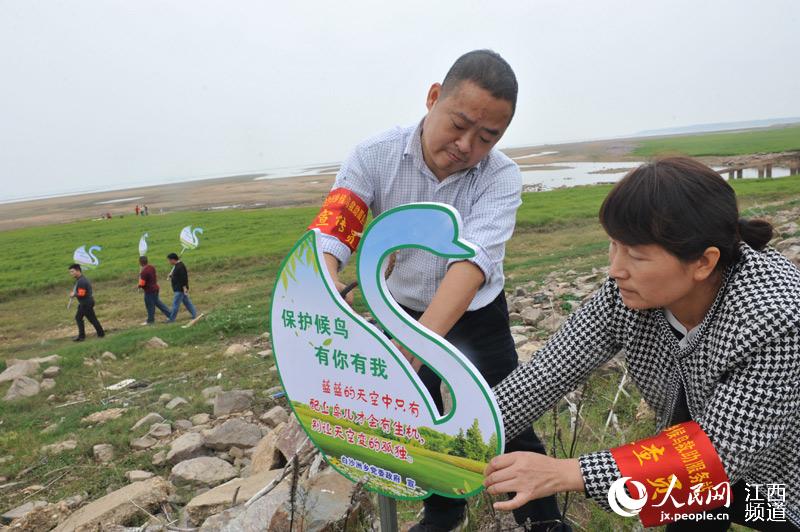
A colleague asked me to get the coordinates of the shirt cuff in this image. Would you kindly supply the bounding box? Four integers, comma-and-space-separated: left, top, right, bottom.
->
446, 247, 496, 285
318, 233, 352, 272
578, 450, 621, 512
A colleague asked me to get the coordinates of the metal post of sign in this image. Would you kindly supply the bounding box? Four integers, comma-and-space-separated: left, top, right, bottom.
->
378, 495, 398, 532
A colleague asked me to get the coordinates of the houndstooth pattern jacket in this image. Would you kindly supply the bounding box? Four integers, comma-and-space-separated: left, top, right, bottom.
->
493, 243, 800, 525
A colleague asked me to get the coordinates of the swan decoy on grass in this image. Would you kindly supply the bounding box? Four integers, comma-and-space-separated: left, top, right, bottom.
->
73, 245, 102, 269
270, 203, 503, 500
179, 226, 203, 254
139, 232, 149, 256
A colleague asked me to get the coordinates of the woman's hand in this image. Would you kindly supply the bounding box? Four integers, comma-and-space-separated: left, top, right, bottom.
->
483, 453, 585, 511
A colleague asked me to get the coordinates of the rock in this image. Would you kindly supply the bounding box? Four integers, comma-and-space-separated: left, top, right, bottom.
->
145, 337, 168, 349
42, 366, 61, 378
260, 406, 288, 428
517, 341, 544, 364
152, 450, 167, 466
201, 385, 223, 400
169, 456, 237, 488
167, 432, 207, 464
250, 422, 286, 474
213, 390, 253, 416
202, 480, 291, 531
190, 413, 211, 426
93, 443, 114, 463
175, 419, 193, 431
125, 470, 154, 482
148, 422, 172, 438
257, 349, 273, 359
165, 396, 188, 410
511, 333, 528, 348
223, 343, 249, 356
540, 314, 566, 333
158, 393, 173, 403
276, 416, 314, 463
205, 418, 262, 451
41, 439, 77, 455
30, 354, 62, 365
185, 469, 282, 525
4, 376, 40, 400
198, 506, 245, 531
271, 467, 371, 532
520, 306, 544, 325
1, 500, 48, 524
101, 351, 117, 361
132, 412, 164, 431
514, 286, 526, 297
6, 501, 70, 530
40, 379, 56, 391
130, 436, 157, 450
53, 477, 173, 532
81, 407, 126, 425
0, 360, 40, 384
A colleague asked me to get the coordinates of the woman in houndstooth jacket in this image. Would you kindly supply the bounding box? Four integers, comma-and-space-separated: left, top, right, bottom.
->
486, 157, 800, 531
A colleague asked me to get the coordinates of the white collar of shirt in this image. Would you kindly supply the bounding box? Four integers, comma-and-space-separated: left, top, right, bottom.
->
402, 119, 485, 181
664, 309, 701, 349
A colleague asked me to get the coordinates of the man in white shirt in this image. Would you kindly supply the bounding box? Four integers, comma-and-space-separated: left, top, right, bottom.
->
309, 50, 568, 531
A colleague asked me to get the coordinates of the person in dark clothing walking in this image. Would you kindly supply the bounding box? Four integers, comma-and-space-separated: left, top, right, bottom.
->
68, 264, 105, 341
138, 256, 171, 324
166, 253, 197, 321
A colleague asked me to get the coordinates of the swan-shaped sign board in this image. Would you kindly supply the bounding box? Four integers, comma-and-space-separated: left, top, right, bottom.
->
270, 203, 504, 500
180, 226, 203, 253
73, 245, 102, 269
139, 233, 149, 256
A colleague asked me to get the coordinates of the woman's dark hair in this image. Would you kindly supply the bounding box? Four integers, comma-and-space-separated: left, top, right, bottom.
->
599, 157, 773, 269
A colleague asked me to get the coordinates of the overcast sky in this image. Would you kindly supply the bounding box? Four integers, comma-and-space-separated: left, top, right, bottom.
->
1, 0, 798, 201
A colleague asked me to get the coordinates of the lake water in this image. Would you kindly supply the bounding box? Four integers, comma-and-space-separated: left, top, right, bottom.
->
521, 162, 793, 190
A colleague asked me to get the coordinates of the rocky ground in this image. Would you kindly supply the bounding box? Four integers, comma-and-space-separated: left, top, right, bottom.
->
1, 209, 798, 531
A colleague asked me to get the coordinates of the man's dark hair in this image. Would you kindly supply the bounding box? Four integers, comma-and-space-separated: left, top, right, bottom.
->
441, 49, 518, 116
139, 256, 148, 266
599, 157, 773, 271
69, 263, 82, 272
167, 253, 179, 261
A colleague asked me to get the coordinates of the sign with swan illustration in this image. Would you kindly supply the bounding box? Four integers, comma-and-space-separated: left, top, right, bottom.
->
73, 245, 102, 269
270, 203, 504, 500
180, 226, 203, 253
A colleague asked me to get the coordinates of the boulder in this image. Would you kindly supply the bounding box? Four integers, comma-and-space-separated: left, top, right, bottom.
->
131, 412, 164, 431
167, 432, 207, 465
145, 337, 168, 349
100, 351, 117, 361
276, 416, 314, 463
260, 406, 288, 428
93, 443, 114, 463
169, 456, 237, 488
41, 439, 77, 455
130, 436, 157, 450
205, 418, 262, 451
200, 481, 291, 531
1, 500, 48, 525
0, 360, 40, 384
250, 422, 286, 474
4, 377, 40, 401
165, 396, 189, 410
520, 306, 544, 325
81, 408, 126, 425
40, 379, 56, 391
213, 390, 253, 416
125, 470, 154, 482
223, 343, 249, 356
201, 385, 223, 400
175, 419, 193, 431
42, 366, 61, 378
191, 413, 211, 426
185, 469, 282, 524
148, 422, 172, 438
53, 477, 173, 532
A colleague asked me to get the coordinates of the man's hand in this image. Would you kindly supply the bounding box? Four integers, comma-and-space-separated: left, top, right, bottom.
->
183, 287, 189, 294
483, 453, 585, 511
392, 339, 423, 372
69, 291, 75, 298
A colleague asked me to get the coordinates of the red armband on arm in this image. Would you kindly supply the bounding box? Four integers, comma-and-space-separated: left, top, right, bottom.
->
77, 288, 87, 297
609, 421, 730, 526
308, 188, 368, 253
138, 278, 146, 288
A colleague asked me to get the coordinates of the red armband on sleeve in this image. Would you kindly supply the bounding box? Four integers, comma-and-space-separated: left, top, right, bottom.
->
609, 421, 730, 526
77, 288, 87, 297
138, 278, 146, 288
308, 188, 368, 253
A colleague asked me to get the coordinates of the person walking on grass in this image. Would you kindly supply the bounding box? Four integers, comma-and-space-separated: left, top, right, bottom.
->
166, 252, 197, 321
68, 263, 105, 341
138, 256, 171, 325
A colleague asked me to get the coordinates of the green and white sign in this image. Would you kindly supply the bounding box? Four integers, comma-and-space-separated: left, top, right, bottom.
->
270, 203, 504, 500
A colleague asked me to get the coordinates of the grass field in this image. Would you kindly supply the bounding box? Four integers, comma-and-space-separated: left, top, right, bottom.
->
632, 124, 800, 157
0, 174, 799, 530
